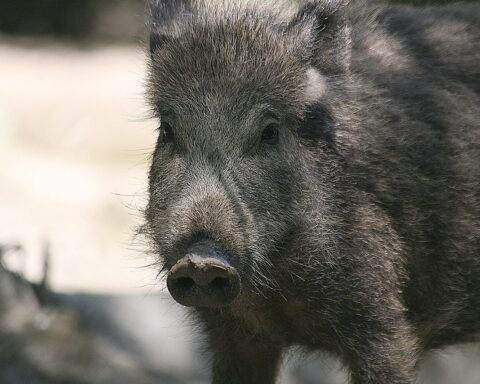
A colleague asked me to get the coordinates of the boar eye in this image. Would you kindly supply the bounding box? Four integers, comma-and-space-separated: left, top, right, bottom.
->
261, 123, 280, 145
162, 122, 175, 143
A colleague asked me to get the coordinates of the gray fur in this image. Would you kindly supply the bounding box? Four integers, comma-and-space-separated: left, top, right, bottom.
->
143, 1, 480, 383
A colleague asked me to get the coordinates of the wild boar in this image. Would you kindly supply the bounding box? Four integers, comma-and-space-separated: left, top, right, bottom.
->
144, 1, 480, 383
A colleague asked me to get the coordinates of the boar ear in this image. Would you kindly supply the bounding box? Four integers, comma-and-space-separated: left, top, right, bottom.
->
148, 0, 192, 55
288, 0, 352, 74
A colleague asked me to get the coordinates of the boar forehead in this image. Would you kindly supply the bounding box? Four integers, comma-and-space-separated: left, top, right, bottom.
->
148, 19, 311, 118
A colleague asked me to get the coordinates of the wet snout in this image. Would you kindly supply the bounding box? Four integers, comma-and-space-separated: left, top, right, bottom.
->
167, 242, 241, 308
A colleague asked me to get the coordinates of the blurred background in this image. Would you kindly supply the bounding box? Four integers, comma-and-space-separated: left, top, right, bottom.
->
0, 1, 478, 383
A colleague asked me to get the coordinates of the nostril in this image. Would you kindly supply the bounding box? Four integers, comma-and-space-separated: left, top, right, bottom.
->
167, 254, 241, 308
173, 277, 195, 291
210, 276, 230, 290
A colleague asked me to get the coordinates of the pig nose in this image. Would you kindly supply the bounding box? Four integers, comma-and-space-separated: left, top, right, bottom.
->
166, 243, 241, 308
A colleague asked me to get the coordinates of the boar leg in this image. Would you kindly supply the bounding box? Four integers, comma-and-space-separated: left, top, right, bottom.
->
346, 323, 418, 384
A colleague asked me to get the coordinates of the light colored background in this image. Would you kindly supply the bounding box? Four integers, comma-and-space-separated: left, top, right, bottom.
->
0, 40, 159, 294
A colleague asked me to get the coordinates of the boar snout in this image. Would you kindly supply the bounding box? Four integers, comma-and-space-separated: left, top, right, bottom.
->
166, 242, 241, 308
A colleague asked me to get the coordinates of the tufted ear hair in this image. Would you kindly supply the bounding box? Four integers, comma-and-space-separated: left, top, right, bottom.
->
148, 0, 193, 55
288, 0, 352, 74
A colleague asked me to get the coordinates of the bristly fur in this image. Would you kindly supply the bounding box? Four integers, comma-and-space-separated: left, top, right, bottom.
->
144, 1, 480, 383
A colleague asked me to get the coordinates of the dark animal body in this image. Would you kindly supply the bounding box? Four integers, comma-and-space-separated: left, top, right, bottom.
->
144, 1, 480, 383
